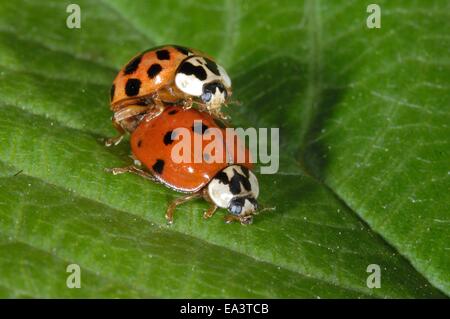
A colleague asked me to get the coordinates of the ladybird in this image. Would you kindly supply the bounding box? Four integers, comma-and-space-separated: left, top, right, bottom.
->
107, 106, 258, 225
106, 45, 232, 146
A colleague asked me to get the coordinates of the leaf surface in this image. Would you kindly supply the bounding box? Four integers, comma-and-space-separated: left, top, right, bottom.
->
0, 0, 447, 297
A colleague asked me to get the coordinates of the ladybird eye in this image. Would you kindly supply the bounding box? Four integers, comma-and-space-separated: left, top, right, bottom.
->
228, 197, 245, 215
201, 91, 212, 103
229, 203, 242, 215
202, 82, 226, 104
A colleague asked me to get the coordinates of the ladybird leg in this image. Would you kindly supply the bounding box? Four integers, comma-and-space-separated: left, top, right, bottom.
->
212, 112, 231, 126
220, 112, 230, 122
203, 204, 218, 219
224, 214, 253, 225
105, 165, 158, 183
181, 97, 194, 110
104, 117, 126, 147
195, 100, 210, 113
165, 193, 202, 225
199, 105, 229, 122
224, 214, 240, 224
240, 215, 254, 225
105, 105, 150, 147
143, 97, 165, 122
113, 105, 150, 122
229, 98, 241, 106
128, 154, 143, 167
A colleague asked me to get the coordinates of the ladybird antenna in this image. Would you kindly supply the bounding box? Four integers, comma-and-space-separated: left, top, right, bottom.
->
191, 100, 207, 109
228, 98, 242, 106
253, 204, 276, 216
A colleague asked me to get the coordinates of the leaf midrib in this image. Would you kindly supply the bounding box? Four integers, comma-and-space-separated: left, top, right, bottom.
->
297, 0, 439, 295
297, 0, 448, 296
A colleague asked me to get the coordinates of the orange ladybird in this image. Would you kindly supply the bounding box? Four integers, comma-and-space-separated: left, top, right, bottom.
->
106, 45, 232, 146
107, 106, 258, 225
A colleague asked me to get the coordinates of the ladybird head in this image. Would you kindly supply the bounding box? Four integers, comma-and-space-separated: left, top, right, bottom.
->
175, 56, 231, 110
207, 165, 259, 224
200, 81, 228, 108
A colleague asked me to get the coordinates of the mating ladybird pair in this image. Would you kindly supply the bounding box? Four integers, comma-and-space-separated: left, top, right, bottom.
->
106, 45, 259, 225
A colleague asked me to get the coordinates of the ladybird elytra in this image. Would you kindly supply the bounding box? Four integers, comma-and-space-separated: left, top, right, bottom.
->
107, 106, 258, 225
105, 45, 233, 147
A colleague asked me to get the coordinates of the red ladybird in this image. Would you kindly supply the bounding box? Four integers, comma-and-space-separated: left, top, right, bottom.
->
106, 45, 232, 146
107, 106, 258, 225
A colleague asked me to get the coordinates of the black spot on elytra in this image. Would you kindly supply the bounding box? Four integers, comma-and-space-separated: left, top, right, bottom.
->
229, 168, 251, 195
239, 175, 252, 192
156, 49, 170, 60
110, 84, 115, 100
215, 171, 229, 184
247, 197, 258, 209
173, 45, 191, 56
163, 130, 174, 145
241, 166, 250, 178
152, 159, 165, 174
191, 121, 209, 134
125, 78, 141, 96
168, 109, 178, 115
137, 139, 142, 148
229, 176, 241, 194
147, 64, 162, 79
123, 55, 142, 75
179, 62, 207, 81
204, 58, 220, 76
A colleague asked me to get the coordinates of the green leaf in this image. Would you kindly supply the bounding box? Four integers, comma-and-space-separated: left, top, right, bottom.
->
0, 0, 447, 298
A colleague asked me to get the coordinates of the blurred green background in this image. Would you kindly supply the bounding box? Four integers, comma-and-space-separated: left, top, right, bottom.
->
0, 0, 448, 298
